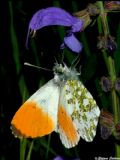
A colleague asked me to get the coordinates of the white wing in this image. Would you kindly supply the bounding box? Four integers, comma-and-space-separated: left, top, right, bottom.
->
11, 79, 60, 138
56, 80, 100, 148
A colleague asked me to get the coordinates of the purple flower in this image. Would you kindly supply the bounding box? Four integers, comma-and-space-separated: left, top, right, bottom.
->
61, 33, 82, 53
26, 7, 83, 53
116, 1, 120, 5
97, 35, 117, 53
53, 156, 80, 160
53, 156, 63, 160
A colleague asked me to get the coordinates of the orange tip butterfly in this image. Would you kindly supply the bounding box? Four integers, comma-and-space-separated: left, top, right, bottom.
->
11, 63, 100, 148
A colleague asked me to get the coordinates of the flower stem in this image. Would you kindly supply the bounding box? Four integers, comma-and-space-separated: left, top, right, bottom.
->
26, 140, 34, 160
20, 139, 27, 160
97, 1, 120, 157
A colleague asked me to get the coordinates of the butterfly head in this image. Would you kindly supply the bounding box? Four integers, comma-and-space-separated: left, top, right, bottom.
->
53, 63, 80, 84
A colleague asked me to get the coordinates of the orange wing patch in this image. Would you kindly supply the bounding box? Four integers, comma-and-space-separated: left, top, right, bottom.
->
11, 101, 55, 138
58, 105, 79, 144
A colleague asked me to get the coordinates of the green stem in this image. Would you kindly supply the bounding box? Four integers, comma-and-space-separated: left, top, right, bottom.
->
45, 134, 51, 160
97, 1, 120, 157
108, 57, 120, 123
97, 1, 110, 36
20, 139, 27, 160
26, 140, 34, 160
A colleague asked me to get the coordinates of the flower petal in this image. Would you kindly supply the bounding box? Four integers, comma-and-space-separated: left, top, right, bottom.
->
26, 7, 83, 50
53, 156, 63, 160
62, 34, 82, 53
71, 20, 83, 33
29, 7, 83, 31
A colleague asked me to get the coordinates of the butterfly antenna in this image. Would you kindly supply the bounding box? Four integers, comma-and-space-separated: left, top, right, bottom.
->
72, 55, 81, 68
79, 65, 82, 75
24, 62, 52, 72
54, 57, 58, 64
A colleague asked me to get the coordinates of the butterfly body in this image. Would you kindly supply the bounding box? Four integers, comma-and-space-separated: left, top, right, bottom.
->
11, 63, 100, 148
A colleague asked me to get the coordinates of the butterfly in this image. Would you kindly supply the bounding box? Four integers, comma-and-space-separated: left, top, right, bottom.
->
11, 63, 100, 148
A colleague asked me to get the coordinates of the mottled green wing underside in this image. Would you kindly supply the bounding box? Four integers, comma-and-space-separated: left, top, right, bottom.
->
59, 79, 100, 142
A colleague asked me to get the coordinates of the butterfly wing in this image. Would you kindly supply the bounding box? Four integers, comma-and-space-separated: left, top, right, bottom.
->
11, 79, 60, 138
57, 80, 100, 148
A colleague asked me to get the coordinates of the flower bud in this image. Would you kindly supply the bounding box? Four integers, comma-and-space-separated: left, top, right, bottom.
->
97, 35, 117, 53
100, 76, 112, 92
